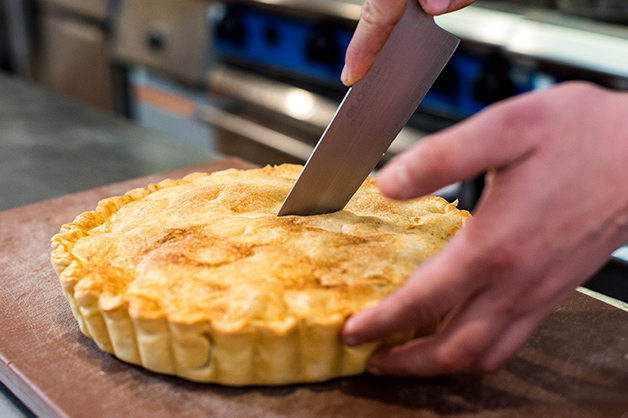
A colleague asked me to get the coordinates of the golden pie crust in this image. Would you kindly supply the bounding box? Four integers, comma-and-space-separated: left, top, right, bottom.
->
51, 164, 469, 385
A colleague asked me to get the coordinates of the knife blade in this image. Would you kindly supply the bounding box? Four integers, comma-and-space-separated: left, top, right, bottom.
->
278, 0, 459, 216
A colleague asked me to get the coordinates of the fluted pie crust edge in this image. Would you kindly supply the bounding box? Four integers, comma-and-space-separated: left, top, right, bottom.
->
50, 164, 469, 385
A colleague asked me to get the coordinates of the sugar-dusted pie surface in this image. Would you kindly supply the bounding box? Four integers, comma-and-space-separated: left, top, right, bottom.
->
51, 164, 469, 385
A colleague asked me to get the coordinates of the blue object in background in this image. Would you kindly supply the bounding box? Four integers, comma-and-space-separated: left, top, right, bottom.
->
213, 4, 553, 120
214, 5, 352, 86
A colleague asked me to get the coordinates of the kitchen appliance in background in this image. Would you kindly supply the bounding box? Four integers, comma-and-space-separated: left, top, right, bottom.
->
1, 0, 36, 77
557, 0, 628, 24
107, 0, 215, 148
202, 0, 628, 166
35, 0, 121, 112
0, 1, 11, 71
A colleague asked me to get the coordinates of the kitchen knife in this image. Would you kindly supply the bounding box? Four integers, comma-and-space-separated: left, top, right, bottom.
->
278, 0, 459, 216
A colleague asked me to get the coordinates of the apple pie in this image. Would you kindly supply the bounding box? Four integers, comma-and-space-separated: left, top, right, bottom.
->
51, 164, 469, 385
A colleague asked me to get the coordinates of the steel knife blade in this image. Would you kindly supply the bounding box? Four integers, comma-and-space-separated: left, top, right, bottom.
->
278, 0, 459, 216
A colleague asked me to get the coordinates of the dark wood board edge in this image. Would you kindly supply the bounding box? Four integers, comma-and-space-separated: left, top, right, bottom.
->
0, 356, 67, 418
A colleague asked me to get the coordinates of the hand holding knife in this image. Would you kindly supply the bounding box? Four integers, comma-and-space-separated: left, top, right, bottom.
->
278, 0, 459, 216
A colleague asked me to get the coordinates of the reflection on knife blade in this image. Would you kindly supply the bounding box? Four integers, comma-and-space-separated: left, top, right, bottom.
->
278, 0, 459, 216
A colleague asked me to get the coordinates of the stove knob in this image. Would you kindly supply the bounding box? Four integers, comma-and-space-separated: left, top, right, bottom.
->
473, 54, 515, 104
431, 61, 457, 94
264, 27, 279, 46
146, 28, 166, 52
215, 8, 245, 45
305, 27, 339, 67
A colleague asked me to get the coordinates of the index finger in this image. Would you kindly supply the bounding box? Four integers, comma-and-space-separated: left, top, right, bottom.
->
342, 0, 407, 86
342, 0, 476, 86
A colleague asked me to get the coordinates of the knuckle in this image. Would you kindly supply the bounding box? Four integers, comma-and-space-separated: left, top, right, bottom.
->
360, 0, 404, 28
397, 294, 435, 328
557, 80, 601, 98
550, 81, 604, 119
360, 1, 385, 27
477, 356, 507, 373
417, 138, 454, 179
462, 231, 521, 277
490, 299, 520, 320
436, 344, 505, 375
495, 99, 544, 142
434, 344, 477, 374
486, 243, 520, 272
518, 81, 603, 132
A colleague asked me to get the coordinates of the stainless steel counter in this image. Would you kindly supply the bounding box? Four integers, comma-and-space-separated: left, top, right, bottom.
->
0, 71, 223, 416
0, 72, 221, 211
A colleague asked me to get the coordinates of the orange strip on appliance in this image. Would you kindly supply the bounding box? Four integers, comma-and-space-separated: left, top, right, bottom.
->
133, 85, 196, 118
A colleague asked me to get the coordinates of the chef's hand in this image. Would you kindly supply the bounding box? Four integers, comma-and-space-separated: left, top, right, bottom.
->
341, 0, 475, 86
343, 81, 628, 376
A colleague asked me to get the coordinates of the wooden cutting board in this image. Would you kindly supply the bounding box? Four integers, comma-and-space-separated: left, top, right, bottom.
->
1, 158, 627, 418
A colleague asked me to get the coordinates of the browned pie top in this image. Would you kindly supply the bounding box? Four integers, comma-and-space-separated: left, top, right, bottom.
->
52, 164, 469, 325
